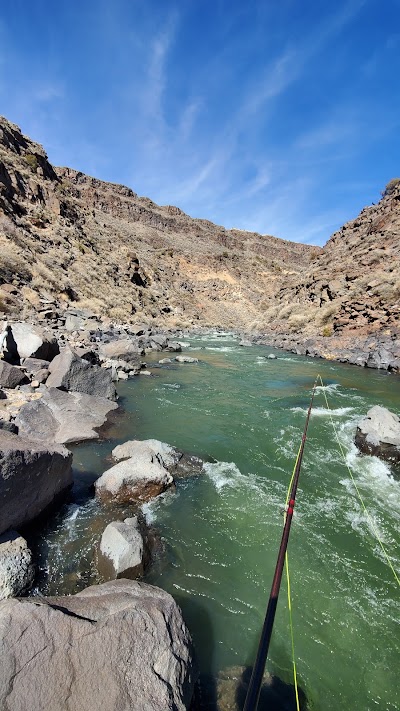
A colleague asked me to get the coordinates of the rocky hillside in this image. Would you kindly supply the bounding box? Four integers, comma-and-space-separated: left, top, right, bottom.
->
0, 115, 399, 344
0, 116, 313, 330
262, 182, 400, 338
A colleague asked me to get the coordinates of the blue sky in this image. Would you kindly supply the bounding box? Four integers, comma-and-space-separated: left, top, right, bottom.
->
0, 0, 399, 245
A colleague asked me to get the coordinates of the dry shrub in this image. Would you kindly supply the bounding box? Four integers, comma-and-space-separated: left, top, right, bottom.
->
31, 261, 62, 289
288, 314, 310, 331
0, 235, 32, 283
317, 303, 337, 325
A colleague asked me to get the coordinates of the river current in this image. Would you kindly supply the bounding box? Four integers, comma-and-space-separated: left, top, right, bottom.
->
32, 333, 400, 711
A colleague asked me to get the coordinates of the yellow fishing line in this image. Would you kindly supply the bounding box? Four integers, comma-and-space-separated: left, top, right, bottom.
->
317, 374, 399, 587
283, 432, 303, 711
285, 551, 300, 711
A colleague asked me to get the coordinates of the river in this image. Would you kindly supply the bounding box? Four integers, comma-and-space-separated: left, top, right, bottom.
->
31, 333, 400, 711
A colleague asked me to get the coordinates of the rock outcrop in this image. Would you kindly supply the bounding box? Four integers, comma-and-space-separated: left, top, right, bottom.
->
0, 430, 72, 534
15, 387, 118, 444
0, 579, 197, 711
355, 406, 400, 463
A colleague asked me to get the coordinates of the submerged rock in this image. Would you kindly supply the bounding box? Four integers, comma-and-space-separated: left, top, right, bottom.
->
0, 579, 197, 711
0, 430, 72, 535
97, 516, 151, 581
0, 531, 34, 599
15, 387, 118, 444
355, 405, 400, 463
210, 665, 309, 711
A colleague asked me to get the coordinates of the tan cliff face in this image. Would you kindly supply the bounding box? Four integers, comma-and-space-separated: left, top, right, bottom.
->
0, 115, 398, 338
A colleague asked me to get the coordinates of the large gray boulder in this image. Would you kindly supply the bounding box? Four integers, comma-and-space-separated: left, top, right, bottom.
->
0, 531, 34, 599
355, 405, 400, 463
0, 579, 197, 711
97, 516, 151, 581
112, 439, 205, 479
5, 322, 59, 363
95, 446, 174, 504
46, 347, 116, 400
0, 361, 27, 388
15, 387, 118, 445
0, 430, 72, 535
112, 438, 177, 466
99, 339, 142, 366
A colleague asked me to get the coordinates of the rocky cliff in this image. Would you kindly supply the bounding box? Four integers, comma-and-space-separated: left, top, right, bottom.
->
0, 116, 399, 350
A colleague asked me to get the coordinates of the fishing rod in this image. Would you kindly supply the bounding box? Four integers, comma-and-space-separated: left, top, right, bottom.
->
243, 379, 318, 711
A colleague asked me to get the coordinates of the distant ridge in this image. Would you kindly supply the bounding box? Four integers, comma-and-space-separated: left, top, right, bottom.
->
0, 115, 399, 342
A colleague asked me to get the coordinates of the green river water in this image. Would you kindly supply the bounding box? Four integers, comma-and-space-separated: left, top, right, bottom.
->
33, 333, 400, 711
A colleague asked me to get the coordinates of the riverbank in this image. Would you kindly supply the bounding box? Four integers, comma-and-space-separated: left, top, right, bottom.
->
48, 333, 400, 711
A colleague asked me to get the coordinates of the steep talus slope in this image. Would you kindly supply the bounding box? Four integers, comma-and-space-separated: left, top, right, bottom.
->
0, 115, 398, 347
0, 116, 312, 329
266, 185, 400, 337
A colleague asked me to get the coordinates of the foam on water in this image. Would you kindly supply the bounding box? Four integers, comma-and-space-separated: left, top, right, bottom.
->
205, 346, 236, 352
291, 405, 355, 417
203, 460, 244, 490
65, 503, 80, 522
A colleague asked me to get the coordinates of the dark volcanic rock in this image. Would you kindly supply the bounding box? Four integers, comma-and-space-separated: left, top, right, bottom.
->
0, 531, 34, 599
0, 579, 197, 711
46, 346, 116, 399
0, 361, 27, 388
0, 430, 72, 535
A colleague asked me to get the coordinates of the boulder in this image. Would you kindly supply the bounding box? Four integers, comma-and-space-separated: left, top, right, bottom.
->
15, 387, 118, 445
46, 347, 116, 400
112, 439, 205, 479
4, 322, 59, 363
65, 313, 85, 331
99, 339, 142, 366
165, 341, 182, 352
0, 430, 72, 535
97, 517, 151, 580
0, 361, 27, 388
175, 356, 199, 363
355, 405, 400, 463
0, 579, 197, 711
149, 334, 168, 349
112, 438, 177, 466
21, 357, 50, 374
239, 339, 252, 347
0, 531, 34, 599
95, 446, 174, 504
159, 357, 172, 364
33, 368, 49, 384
